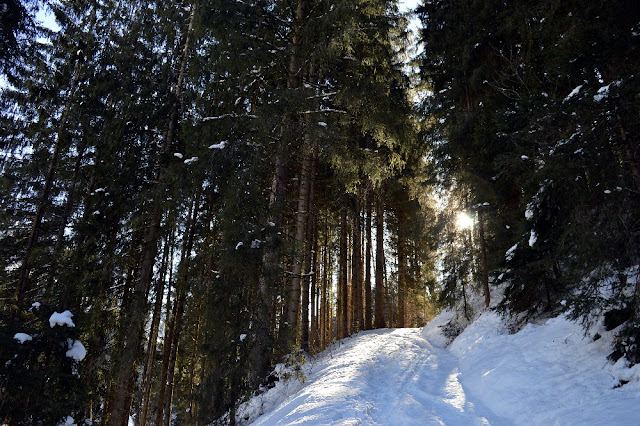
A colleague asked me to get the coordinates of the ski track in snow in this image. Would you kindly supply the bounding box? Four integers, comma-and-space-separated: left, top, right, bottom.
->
253, 328, 506, 425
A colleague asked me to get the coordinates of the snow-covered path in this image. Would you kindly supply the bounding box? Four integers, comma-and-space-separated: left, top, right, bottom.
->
251, 328, 503, 425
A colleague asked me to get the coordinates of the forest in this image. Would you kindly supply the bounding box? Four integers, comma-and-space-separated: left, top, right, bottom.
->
0, 0, 639, 425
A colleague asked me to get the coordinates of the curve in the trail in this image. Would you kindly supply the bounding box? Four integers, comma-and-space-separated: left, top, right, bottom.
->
253, 328, 509, 425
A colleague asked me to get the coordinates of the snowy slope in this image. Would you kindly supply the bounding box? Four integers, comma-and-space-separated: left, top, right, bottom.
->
241, 312, 640, 425
445, 312, 640, 425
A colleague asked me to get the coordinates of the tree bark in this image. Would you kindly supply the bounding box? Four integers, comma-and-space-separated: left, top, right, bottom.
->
339, 206, 349, 339
365, 189, 373, 330
138, 230, 172, 426
397, 208, 407, 328
352, 189, 364, 332
374, 192, 387, 329
477, 210, 491, 308
300, 153, 316, 352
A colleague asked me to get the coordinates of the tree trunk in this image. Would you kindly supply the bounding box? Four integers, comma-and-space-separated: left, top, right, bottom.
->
365, 189, 373, 330
300, 153, 316, 352
374, 192, 387, 329
138, 230, 172, 426
477, 210, 491, 308
352, 189, 363, 332
320, 214, 329, 347
339, 206, 349, 339
397, 209, 406, 328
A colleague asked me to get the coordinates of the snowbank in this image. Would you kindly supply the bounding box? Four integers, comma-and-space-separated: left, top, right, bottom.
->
443, 311, 640, 425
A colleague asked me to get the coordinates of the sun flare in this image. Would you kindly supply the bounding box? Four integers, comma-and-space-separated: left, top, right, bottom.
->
455, 212, 474, 230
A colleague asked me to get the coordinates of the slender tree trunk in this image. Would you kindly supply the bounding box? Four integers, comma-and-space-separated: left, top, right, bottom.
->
352, 189, 363, 332
397, 209, 407, 328
138, 230, 172, 426
477, 210, 491, 308
320, 214, 329, 347
162, 291, 186, 426
300, 154, 316, 352
374, 193, 387, 329
339, 207, 349, 339
156, 188, 200, 426
365, 189, 373, 330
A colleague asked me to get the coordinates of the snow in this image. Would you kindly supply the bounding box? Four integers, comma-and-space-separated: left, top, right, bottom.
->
563, 84, 583, 102
240, 334, 247, 342
209, 141, 227, 149
173, 152, 183, 159
317, 122, 327, 127
49, 310, 75, 328
594, 84, 611, 102
184, 157, 199, 165
505, 243, 519, 261
31, 301, 41, 309
66, 339, 87, 361
450, 311, 640, 425
235, 242, 244, 250
245, 309, 640, 426
242, 328, 497, 425
13, 333, 32, 344
529, 229, 538, 246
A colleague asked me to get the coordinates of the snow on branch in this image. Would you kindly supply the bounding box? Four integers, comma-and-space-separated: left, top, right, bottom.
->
202, 113, 258, 122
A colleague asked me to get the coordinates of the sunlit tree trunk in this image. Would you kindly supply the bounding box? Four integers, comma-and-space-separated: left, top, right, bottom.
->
352, 189, 363, 332
365, 189, 373, 330
374, 193, 387, 329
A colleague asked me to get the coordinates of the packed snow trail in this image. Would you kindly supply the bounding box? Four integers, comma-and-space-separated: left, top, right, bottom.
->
249, 328, 505, 425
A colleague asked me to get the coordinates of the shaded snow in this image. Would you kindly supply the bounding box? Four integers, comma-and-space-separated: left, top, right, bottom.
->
209, 141, 227, 149
450, 312, 640, 425
13, 333, 32, 344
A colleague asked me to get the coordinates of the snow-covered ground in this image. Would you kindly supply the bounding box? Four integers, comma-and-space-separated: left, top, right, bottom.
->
240, 311, 640, 425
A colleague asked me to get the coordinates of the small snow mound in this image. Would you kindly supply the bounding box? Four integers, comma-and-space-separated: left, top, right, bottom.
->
421, 308, 456, 348
14, 333, 33, 344
609, 357, 640, 384
49, 310, 75, 328
66, 339, 87, 361
317, 122, 327, 127
209, 141, 227, 150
